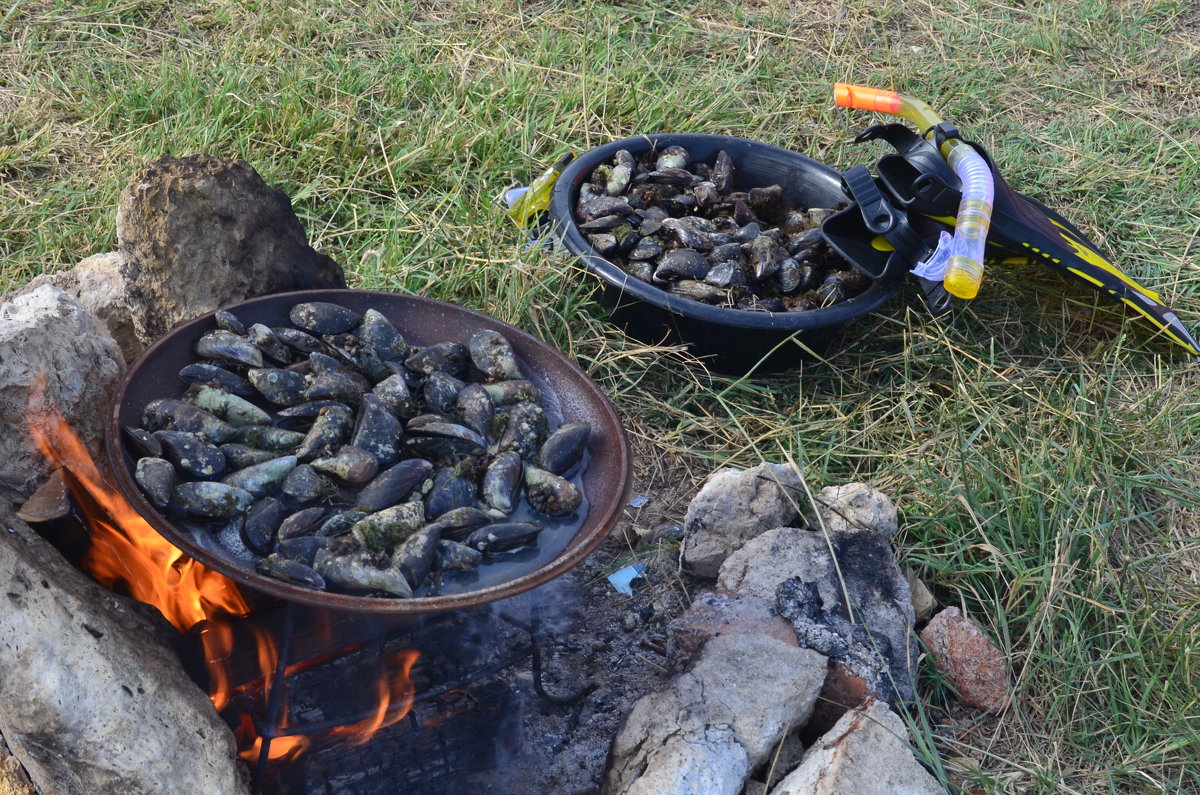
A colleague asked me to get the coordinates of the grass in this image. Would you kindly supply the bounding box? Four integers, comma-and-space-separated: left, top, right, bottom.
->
3, 0, 1199, 791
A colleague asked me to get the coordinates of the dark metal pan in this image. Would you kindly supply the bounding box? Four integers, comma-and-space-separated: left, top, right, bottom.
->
106, 289, 632, 615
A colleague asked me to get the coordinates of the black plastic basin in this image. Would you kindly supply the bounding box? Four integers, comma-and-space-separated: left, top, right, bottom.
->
548, 133, 901, 374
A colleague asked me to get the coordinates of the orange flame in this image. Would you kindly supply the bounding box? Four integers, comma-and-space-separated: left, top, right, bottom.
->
27, 376, 422, 761
27, 377, 250, 631
328, 649, 421, 745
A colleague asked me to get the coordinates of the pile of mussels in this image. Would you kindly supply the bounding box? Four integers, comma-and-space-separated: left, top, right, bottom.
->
574, 144, 868, 312
125, 301, 591, 599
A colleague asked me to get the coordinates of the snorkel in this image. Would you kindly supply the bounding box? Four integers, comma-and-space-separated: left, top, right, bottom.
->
834, 84, 994, 300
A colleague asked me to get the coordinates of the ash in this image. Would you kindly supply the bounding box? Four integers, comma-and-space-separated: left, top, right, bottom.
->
458, 533, 685, 795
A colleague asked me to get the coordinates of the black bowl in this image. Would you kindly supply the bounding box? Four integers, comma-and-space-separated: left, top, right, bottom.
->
548, 133, 901, 374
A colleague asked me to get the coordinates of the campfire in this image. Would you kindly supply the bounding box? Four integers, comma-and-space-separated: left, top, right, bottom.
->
28, 381, 428, 773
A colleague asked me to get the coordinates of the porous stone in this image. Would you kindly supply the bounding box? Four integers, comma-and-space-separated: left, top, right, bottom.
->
666, 589, 797, 669
0, 503, 246, 795
681, 462, 804, 578
769, 699, 945, 795
720, 525, 918, 704
116, 153, 345, 346
20, 252, 138, 365
809, 482, 898, 537
0, 284, 124, 503
604, 633, 826, 795
920, 607, 1010, 711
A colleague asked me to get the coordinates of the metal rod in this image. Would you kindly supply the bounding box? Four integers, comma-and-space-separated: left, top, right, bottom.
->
252, 600, 296, 793
530, 601, 595, 705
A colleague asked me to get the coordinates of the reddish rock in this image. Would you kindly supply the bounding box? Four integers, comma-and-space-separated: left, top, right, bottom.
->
920, 607, 1010, 711
667, 589, 796, 669
802, 662, 873, 740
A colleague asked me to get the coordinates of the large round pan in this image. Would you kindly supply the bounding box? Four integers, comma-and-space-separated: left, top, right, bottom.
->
107, 289, 632, 615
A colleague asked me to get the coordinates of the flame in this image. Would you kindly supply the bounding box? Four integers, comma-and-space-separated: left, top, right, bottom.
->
26, 377, 250, 631
328, 649, 420, 745
27, 376, 423, 762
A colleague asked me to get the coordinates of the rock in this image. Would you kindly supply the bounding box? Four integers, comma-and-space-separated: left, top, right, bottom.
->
0, 284, 124, 503
907, 569, 936, 624
666, 589, 797, 669
802, 662, 873, 741
604, 633, 827, 795
769, 699, 945, 795
116, 153, 345, 346
20, 252, 137, 366
920, 607, 1010, 711
1, 734, 35, 795
809, 482, 898, 537
681, 462, 803, 578
0, 503, 247, 794
720, 526, 918, 704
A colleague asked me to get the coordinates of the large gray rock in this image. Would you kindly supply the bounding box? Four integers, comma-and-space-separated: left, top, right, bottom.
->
681, 462, 803, 578
769, 699, 945, 794
116, 153, 345, 346
0, 284, 124, 503
604, 633, 826, 795
20, 252, 138, 366
808, 482, 898, 537
719, 525, 918, 704
0, 503, 246, 794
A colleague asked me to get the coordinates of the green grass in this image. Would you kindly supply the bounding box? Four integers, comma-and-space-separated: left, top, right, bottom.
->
3, 0, 1199, 791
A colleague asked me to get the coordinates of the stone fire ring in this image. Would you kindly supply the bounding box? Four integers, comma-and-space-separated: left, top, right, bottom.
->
106, 289, 632, 616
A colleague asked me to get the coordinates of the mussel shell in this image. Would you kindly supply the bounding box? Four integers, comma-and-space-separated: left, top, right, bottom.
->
426, 506, 493, 541
247, 323, 295, 365
134, 457, 175, 509
435, 539, 483, 572
242, 497, 283, 556
233, 426, 305, 453
221, 443, 279, 470
355, 308, 409, 362
481, 450, 523, 515
214, 309, 247, 336
536, 422, 591, 476
310, 446, 379, 485
323, 333, 389, 382
455, 383, 495, 442
280, 463, 335, 502
295, 404, 355, 461
316, 551, 410, 597
373, 374, 419, 419
195, 329, 263, 368
184, 383, 272, 428
278, 536, 328, 567
305, 368, 367, 405
481, 379, 539, 406
154, 430, 226, 479
258, 553, 326, 589
497, 401, 547, 461
272, 326, 326, 355
221, 455, 298, 499
171, 481, 254, 520
247, 368, 309, 407
351, 502, 426, 553
124, 426, 163, 458
278, 506, 328, 541
289, 302, 362, 335
404, 341, 468, 378
468, 329, 525, 381
142, 398, 236, 444
464, 522, 542, 554
178, 363, 254, 397
392, 525, 442, 590
423, 371, 466, 416
316, 509, 368, 538
523, 466, 583, 517
423, 463, 480, 519
354, 458, 433, 513
350, 393, 405, 466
